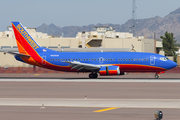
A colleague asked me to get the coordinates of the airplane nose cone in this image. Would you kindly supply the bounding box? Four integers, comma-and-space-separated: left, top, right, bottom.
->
172, 61, 177, 68
169, 61, 177, 69
164, 60, 177, 70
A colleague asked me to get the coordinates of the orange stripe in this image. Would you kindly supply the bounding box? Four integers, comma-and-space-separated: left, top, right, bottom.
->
16, 40, 26, 54
16, 40, 42, 67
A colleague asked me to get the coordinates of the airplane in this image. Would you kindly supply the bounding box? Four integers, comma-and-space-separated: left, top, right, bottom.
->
9, 21, 177, 79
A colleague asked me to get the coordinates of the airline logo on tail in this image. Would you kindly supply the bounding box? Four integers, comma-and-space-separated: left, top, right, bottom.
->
15, 23, 39, 50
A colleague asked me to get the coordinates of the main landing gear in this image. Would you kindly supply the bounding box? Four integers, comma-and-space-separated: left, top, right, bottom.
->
89, 72, 98, 78
155, 74, 159, 79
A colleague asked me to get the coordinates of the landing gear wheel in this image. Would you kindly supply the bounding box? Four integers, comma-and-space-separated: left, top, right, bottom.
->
94, 73, 98, 78
89, 73, 98, 78
155, 74, 159, 79
89, 73, 93, 78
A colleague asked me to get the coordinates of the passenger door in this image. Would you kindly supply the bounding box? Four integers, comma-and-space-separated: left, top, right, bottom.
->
150, 55, 155, 65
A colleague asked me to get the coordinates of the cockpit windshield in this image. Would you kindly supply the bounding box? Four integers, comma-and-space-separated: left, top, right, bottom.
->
160, 57, 169, 61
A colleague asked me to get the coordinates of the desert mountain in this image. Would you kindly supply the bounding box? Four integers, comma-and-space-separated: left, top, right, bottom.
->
36, 7, 180, 42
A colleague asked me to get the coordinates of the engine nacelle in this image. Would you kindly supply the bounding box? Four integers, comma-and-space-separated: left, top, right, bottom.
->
99, 66, 124, 76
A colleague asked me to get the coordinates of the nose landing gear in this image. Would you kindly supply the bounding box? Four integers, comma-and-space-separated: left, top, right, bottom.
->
155, 74, 159, 79
155, 71, 165, 79
89, 72, 98, 78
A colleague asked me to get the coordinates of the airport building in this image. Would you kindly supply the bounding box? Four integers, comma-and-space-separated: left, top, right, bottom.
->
0, 26, 163, 67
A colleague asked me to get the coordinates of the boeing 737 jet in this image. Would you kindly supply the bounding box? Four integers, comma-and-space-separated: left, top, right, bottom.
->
10, 22, 177, 78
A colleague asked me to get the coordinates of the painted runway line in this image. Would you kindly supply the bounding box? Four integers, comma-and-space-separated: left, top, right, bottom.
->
93, 107, 119, 112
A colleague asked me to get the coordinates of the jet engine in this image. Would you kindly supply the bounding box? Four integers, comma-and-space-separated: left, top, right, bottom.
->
99, 66, 124, 76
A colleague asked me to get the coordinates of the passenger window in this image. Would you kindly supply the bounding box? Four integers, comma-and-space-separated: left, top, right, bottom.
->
50, 59, 52, 61
113, 59, 115, 61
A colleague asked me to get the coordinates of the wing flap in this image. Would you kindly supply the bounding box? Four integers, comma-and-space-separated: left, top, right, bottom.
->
65, 61, 101, 71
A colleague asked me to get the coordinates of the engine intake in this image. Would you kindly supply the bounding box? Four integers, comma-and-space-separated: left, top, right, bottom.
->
99, 66, 124, 76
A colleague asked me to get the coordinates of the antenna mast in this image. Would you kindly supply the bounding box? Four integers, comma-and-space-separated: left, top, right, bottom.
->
131, 0, 137, 37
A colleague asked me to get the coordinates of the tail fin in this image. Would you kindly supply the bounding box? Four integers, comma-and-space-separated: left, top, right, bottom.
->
12, 22, 42, 55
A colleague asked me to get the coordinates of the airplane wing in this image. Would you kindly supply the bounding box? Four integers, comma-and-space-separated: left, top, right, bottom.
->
66, 61, 101, 71
7, 52, 31, 57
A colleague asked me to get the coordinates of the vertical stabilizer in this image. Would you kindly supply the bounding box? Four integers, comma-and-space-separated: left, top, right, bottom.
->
12, 22, 42, 55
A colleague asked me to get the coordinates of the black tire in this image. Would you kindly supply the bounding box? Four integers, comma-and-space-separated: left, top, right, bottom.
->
89, 73, 93, 78
155, 74, 159, 79
89, 73, 98, 78
93, 73, 98, 78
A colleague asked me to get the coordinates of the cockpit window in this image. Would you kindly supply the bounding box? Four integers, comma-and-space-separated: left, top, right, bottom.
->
160, 57, 168, 61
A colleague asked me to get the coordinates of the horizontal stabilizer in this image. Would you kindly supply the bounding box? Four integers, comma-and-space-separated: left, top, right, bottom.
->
7, 52, 31, 57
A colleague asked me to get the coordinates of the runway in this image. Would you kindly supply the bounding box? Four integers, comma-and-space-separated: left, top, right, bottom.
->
0, 76, 180, 120
1, 98, 180, 108
1, 78, 180, 82
1, 72, 180, 79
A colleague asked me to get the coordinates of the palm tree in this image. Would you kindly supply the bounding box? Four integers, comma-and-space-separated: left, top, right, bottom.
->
160, 31, 178, 56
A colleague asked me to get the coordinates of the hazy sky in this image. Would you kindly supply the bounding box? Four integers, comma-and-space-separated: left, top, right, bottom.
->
0, 0, 180, 31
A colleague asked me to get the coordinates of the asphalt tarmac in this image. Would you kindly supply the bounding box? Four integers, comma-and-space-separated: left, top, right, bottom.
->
0, 73, 180, 120
1, 72, 180, 79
